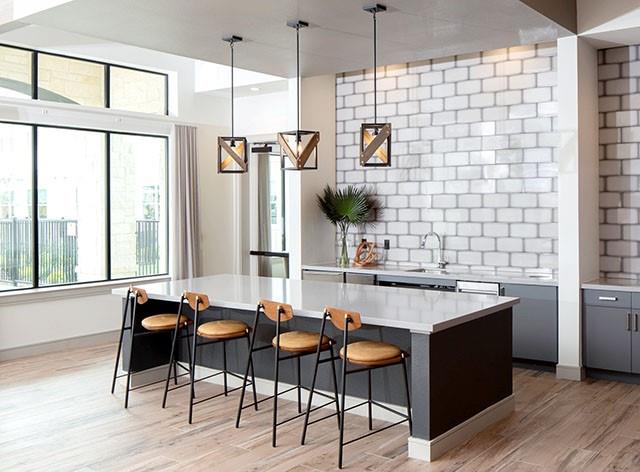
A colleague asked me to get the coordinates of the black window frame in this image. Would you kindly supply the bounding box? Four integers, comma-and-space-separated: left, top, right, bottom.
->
0, 43, 169, 116
0, 119, 170, 293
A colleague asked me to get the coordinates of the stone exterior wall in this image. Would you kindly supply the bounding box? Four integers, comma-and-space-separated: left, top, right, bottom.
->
335, 43, 558, 271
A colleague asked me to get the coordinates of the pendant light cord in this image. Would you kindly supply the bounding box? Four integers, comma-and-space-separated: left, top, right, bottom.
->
230, 40, 235, 138
373, 9, 377, 124
296, 24, 301, 143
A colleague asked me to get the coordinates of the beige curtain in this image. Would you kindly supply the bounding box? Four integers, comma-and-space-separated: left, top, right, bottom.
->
172, 125, 200, 279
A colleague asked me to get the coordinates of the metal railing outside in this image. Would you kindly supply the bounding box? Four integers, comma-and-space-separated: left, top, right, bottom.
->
0, 218, 161, 286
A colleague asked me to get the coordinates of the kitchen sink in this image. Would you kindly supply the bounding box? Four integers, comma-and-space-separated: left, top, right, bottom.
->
405, 268, 446, 274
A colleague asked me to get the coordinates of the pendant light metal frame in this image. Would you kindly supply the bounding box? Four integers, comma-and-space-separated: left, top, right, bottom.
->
278, 20, 319, 171
218, 35, 248, 174
360, 4, 391, 168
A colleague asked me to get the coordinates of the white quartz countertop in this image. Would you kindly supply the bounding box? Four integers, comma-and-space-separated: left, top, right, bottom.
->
112, 274, 519, 333
302, 262, 558, 286
582, 278, 640, 292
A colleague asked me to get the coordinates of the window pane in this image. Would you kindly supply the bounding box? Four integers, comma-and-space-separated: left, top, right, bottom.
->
38, 54, 105, 107
0, 123, 33, 290
110, 67, 166, 115
37, 128, 106, 286
110, 134, 167, 278
0, 46, 32, 99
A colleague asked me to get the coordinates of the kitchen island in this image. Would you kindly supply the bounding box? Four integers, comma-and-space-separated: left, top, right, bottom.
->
113, 273, 518, 461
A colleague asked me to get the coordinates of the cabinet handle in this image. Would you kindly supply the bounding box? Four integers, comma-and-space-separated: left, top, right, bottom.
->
628, 313, 632, 331
635, 313, 638, 332
598, 296, 618, 301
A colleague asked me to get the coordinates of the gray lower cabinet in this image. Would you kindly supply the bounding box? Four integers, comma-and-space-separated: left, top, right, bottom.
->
502, 284, 558, 363
583, 305, 631, 372
582, 289, 640, 373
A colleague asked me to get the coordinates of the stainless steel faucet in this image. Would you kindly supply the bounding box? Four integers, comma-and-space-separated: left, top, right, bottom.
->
420, 231, 447, 269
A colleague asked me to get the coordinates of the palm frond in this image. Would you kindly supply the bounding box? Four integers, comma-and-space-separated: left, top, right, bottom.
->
317, 185, 380, 229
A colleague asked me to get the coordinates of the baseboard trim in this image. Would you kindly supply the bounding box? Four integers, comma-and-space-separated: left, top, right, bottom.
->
555, 364, 585, 381
0, 330, 120, 362
408, 394, 515, 462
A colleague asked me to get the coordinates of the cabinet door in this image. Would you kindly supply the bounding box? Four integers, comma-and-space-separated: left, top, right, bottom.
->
503, 284, 557, 363
632, 312, 640, 374
345, 273, 376, 285
302, 270, 344, 283
584, 305, 631, 372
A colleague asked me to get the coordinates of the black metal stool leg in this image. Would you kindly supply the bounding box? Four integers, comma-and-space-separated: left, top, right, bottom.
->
111, 295, 129, 394
162, 314, 182, 409
401, 354, 413, 435
236, 311, 260, 428
272, 344, 280, 447
247, 335, 258, 411
301, 337, 324, 445
188, 308, 200, 424
296, 355, 302, 413
329, 344, 341, 430
124, 299, 137, 409
223, 341, 228, 396
184, 324, 195, 399
367, 369, 373, 430
338, 354, 347, 469
173, 357, 178, 385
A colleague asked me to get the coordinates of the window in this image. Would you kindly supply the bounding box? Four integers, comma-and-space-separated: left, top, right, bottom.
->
0, 45, 32, 99
0, 123, 33, 291
0, 43, 168, 116
110, 67, 167, 115
37, 127, 107, 286
110, 133, 167, 278
0, 122, 168, 292
37, 53, 105, 107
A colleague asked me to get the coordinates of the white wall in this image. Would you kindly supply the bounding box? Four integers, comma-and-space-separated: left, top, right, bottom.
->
287, 75, 337, 278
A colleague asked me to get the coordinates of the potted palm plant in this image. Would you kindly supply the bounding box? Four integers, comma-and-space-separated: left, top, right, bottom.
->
317, 185, 381, 267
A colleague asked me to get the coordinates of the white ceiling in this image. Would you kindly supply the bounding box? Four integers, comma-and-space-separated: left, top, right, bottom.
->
19, 0, 572, 78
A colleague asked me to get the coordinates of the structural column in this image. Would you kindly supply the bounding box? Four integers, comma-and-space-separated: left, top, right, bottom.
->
556, 36, 599, 380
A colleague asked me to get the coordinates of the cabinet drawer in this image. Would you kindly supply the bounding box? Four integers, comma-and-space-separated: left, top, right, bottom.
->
583, 290, 631, 308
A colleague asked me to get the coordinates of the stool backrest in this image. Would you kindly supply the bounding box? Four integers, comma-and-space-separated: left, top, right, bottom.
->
325, 306, 362, 331
183, 291, 210, 311
259, 299, 294, 322
130, 286, 149, 305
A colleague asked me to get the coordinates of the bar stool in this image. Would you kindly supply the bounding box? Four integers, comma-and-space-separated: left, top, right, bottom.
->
111, 286, 192, 408
236, 299, 341, 447
161, 291, 258, 424
301, 306, 412, 469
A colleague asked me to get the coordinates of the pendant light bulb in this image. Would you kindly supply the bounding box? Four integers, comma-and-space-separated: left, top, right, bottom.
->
217, 35, 248, 174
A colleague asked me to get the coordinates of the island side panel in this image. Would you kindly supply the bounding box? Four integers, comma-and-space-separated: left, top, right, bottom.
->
428, 307, 513, 438
409, 331, 430, 441
121, 298, 181, 373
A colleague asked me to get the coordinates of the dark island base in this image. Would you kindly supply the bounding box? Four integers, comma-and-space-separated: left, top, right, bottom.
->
120, 298, 513, 461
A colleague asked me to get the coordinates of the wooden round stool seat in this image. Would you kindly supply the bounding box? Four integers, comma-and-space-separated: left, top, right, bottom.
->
273, 331, 331, 353
197, 319, 249, 340
141, 314, 189, 331
339, 340, 402, 366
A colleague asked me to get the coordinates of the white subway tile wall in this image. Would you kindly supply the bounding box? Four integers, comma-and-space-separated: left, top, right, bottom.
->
335, 43, 558, 271
599, 45, 640, 279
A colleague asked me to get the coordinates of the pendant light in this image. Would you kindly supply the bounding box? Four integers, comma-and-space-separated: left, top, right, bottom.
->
360, 4, 391, 167
278, 20, 319, 171
218, 35, 248, 174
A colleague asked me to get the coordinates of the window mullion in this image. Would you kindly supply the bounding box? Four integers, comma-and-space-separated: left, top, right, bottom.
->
31, 126, 39, 287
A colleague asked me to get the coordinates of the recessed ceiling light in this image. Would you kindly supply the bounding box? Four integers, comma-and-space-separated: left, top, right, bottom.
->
250, 86, 260, 92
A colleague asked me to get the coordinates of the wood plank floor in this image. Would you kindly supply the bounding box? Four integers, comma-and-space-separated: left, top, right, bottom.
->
2, 344, 640, 471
